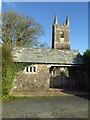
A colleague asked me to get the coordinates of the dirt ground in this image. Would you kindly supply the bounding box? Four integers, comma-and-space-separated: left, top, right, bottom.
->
11, 88, 89, 97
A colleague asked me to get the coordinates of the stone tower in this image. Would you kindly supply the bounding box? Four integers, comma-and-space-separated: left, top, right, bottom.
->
52, 15, 70, 50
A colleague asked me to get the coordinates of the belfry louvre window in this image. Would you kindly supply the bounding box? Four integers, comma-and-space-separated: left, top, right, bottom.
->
60, 32, 64, 38
25, 66, 37, 73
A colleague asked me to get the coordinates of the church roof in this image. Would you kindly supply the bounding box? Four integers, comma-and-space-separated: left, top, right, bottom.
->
12, 47, 82, 64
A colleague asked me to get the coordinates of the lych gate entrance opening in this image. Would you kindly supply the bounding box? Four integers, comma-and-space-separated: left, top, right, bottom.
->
49, 65, 81, 89
50, 66, 69, 88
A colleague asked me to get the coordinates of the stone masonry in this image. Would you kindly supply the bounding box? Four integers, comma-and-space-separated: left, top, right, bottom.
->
11, 64, 50, 92
10, 15, 84, 95
52, 16, 70, 50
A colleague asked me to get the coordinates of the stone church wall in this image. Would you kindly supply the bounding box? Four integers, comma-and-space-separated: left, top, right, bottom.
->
11, 64, 50, 92
11, 63, 88, 95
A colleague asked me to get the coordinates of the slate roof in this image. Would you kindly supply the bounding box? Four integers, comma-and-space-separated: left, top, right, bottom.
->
12, 47, 83, 64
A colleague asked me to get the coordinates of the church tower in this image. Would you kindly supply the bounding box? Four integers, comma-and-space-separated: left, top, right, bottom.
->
52, 15, 70, 50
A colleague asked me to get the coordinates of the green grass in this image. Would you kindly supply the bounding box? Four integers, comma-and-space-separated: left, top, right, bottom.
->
2, 93, 74, 102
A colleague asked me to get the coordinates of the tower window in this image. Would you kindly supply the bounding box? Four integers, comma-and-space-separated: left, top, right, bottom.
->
60, 32, 64, 38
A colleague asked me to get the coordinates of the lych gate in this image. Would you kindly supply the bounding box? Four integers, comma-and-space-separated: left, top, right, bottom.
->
11, 15, 86, 94
49, 65, 81, 88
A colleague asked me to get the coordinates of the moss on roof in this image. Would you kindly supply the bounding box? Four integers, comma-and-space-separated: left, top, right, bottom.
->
12, 47, 82, 64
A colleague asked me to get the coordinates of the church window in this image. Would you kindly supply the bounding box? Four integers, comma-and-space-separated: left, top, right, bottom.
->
33, 66, 36, 72
24, 66, 37, 73
26, 67, 28, 72
60, 32, 64, 38
30, 67, 32, 72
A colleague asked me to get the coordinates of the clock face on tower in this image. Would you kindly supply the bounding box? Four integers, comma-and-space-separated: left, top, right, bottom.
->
60, 38, 64, 42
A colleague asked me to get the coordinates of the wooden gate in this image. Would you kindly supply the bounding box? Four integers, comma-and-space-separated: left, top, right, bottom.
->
50, 76, 69, 88
50, 66, 70, 88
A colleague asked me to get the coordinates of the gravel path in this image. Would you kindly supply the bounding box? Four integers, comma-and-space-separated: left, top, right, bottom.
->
2, 95, 89, 118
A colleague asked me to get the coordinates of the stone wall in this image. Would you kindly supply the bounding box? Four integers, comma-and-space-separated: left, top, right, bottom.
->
11, 63, 88, 95
11, 64, 50, 92
56, 25, 70, 49
52, 22, 70, 50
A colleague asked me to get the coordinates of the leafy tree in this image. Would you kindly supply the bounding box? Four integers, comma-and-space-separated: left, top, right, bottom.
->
83, 49, 90, 91
2, 44, 13, 96
83, 49, 90, 68
2, 44, 13, 79
1, 11, 46, 47
83, 49, 90, 78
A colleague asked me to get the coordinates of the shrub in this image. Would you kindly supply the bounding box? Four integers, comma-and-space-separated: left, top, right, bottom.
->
2, 44, 14, 97
2, 44, 32, 98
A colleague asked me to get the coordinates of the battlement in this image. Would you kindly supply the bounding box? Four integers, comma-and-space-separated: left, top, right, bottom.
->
52, 15, 70, 50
